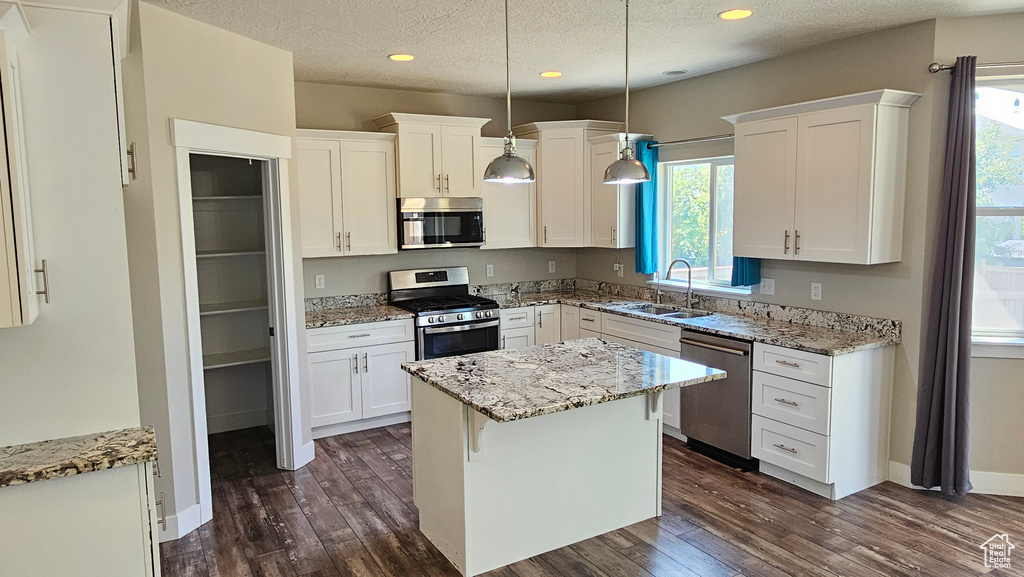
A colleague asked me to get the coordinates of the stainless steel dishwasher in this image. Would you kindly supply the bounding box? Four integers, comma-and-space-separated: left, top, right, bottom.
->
678, 330, 755, 467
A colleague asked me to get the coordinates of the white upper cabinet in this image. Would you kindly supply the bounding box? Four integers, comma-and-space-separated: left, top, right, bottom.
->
296, 130, 397, 258
725, 89, 919, 265
374, 113, 489, 198
0, 14, 41, 329
515, 120, 622, 247
478, 137, 537, 249
589, 134, 649, 249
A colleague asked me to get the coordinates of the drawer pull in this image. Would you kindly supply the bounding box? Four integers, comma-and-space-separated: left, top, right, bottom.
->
774, 398, 799, 407
775, 359, 801, 368
509, 315, 527, 321
581, 316, 596, 323
773, 443, 798, 454
348, 333, 372, 339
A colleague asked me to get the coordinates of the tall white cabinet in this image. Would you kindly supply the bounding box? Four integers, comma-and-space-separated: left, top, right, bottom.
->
374, 113, 489, 197
589, 134, 649, 249
296, 130, 397, 258
514, 120, 621, 247
478, 137, 538, 249
725, 89, 920, 265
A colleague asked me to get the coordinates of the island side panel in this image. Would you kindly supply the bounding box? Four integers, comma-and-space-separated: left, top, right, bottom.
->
411, 377, 469, 575
463, 395, 662, 576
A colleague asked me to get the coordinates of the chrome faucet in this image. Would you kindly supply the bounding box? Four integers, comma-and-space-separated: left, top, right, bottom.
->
665, 258, 696, 309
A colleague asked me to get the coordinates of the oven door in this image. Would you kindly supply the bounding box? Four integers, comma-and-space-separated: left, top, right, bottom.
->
399, 198, 484, 249
418, 319, 500, 360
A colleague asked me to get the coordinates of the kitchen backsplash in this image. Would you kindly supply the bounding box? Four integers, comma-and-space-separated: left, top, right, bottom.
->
305, 277, 900, 341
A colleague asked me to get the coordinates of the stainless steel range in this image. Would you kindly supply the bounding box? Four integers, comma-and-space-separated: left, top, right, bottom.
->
388, 267, 501, 360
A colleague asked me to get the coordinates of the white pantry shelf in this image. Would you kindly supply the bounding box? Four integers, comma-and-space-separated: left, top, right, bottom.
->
203, 347, 271, 370
192, 195, 263, 201
195, 249, 265, 259
199, 300, 269, 316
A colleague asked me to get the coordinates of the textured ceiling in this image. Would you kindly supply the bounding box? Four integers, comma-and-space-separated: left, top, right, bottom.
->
145, 0, 1024, 102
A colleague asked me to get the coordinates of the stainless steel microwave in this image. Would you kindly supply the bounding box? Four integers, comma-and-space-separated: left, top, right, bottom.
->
398, 197, 485, 250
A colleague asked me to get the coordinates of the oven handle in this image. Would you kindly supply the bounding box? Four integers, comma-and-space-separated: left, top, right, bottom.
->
423, 319, 500, 335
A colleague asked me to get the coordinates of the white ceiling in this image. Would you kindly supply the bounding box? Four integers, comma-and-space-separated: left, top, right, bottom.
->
145, 0, 1024, 103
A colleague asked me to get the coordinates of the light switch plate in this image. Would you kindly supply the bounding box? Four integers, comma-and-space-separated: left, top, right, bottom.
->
549, 261, 556, 273
314, 274, 325, 290
811, 282, 822, 301
759, 278, 775, 295
486, 264, 494, 278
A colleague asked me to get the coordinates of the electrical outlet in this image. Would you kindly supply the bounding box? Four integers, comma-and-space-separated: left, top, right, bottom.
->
615, 262, 624, 277
759, 278, 775, 296
811, 282, 822, 301
486, 264, 494, 278
549, 261, 556, 274
314, 274, 325, 290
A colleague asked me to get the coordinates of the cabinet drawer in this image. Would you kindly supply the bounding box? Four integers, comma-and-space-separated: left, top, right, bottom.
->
500, 307, 535, 329
307, 319, 415, 353
753, 343, 832, 387
752, 371, 831, 435
579, 327, 602, 339
601, 312, 682, 351
751, 415, 830, 484
578, 309, 603, 331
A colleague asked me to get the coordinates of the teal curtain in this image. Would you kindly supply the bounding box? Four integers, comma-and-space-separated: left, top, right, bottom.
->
730, 257, 761, 286
635, 141, 658, 274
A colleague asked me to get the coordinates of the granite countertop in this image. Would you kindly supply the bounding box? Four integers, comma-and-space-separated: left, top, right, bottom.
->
0, 426, 157, 488
402, 338, 726, 423
306, 304, 414, 329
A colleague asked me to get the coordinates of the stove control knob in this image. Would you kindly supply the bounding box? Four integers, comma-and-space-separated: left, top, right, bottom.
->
437, 315, 446, 323
427, 316, 436, 324
485, 310, 493, 318
457, 313, 465, 321
475, 312, 483, 319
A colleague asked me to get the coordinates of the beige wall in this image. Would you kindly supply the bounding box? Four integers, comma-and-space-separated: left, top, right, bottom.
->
295, 82, 575, 136
934, 13, 1024, 477
305, 248, 577, 298
576, 21, 947, 472
122, 1, 304, 529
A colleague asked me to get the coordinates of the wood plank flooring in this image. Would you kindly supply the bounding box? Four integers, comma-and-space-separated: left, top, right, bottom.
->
161, 426, 1024, 577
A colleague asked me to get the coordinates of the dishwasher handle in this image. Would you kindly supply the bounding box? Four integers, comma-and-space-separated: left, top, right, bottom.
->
679, 337, 749, 356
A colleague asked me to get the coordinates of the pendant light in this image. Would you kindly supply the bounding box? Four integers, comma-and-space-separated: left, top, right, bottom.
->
603, 0, 650, 185
483, 0, 536, 184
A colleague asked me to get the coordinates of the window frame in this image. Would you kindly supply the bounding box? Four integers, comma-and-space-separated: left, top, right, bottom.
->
657, 156, 738, 289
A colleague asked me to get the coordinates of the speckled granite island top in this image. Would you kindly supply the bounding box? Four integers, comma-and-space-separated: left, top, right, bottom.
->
0, 426, 157, 488
306, 304, 413, 329
402, 338, 726, 423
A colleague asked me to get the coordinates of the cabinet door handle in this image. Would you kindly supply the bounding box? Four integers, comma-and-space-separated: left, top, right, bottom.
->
773, 443, 798, 454
445, 174, 450, 194
774, 398, 799, 407
795, 230, 800, 255
155, 492, 167, 530
363, 353, 368, 372
126, 142, 138, 181
346, 232, 352, 251
775, 359, 801, 368
502, 335, 506, 349
336, 232, 342, 250
538, 314, 543, 329
436, 174, 441, 193
784, 230, 790, 254
353, 354, 359, 374
544, 226, 548, 244
34, 259, 50, 304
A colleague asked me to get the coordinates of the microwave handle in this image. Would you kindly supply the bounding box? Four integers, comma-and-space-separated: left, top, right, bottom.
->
423, 320, 500, 335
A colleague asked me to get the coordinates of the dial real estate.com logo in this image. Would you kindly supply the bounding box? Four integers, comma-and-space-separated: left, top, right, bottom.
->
981, 534, 1015, 569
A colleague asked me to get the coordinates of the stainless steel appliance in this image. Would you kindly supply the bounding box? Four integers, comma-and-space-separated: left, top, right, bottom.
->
388, 266, 500, 360
398, 197, 485, 250
678, 330, 755, 466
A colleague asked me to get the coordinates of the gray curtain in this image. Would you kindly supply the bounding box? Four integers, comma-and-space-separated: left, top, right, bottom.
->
911, 55, 976, 496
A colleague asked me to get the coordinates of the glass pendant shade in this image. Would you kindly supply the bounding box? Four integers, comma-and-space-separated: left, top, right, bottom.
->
603, 144, 650, 185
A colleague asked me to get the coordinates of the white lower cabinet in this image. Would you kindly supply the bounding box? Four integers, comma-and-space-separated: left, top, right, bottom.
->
534, 304, 561, 344
560, 305, 580, 340
749, 342, 893, 500
307, 320, 415, 436
501, 326, 535, 350
500, 307, 535, 350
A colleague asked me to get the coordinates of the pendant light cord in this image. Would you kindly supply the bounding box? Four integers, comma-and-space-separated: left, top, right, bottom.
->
505, 0, 512, 139
624, 0, 630, 137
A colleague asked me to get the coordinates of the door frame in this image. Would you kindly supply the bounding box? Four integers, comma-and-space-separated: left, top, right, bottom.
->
170, 119, 311, 525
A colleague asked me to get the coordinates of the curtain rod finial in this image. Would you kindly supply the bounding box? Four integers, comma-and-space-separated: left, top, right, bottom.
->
929, 62, 948, 74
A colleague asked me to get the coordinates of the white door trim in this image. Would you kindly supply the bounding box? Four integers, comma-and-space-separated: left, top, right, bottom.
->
171, 119, 306, 530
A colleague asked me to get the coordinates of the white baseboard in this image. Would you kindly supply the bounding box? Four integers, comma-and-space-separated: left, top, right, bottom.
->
158, 503, 201, 543
207, 409, 267, 434
312, 412, 410, 440
888, 461, 1024, 497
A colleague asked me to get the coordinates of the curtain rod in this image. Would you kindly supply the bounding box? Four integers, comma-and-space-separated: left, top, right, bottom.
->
646, 134, 733, 149
928, 60, 1024, 73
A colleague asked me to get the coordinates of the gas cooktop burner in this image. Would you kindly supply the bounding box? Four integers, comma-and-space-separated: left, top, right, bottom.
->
396, 295, 499, 314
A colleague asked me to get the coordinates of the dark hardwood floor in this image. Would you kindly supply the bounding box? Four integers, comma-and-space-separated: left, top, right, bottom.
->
161, 425, 1024, 577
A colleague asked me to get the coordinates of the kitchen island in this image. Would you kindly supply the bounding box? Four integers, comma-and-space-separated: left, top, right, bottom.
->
402, 338, 726, 576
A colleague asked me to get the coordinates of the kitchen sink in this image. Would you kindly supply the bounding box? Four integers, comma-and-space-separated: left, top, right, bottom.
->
623, 304, 713, 319
660, 310, 713, 319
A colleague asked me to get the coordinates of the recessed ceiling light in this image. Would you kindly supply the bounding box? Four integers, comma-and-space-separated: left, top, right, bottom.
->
388, 53, 415, 62
718, 8, 753, 20
540, 71, 562, 78
663, 70, 687, 76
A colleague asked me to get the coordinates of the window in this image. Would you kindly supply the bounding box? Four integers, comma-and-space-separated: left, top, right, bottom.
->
658, 157, 737, 287
974, 80, 1024, 340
